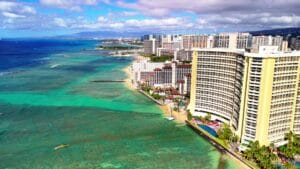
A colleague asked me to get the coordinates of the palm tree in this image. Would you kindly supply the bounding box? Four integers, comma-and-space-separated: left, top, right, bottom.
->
286, 131, 295, 144
269, 143, 276, 153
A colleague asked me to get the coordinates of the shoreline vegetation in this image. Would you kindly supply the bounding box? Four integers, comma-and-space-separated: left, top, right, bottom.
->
122, 54, 250, 169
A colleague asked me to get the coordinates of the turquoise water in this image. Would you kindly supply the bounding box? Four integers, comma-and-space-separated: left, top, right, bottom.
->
0, 40, 240, 169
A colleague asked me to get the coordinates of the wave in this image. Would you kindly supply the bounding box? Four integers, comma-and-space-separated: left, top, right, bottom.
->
0, 71, 14, 76
0, 70, 21, 77
50, 64, 60, 68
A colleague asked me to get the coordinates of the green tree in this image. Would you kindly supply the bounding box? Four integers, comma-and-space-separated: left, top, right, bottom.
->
204, 113, 211, 121
244, 141, 277, 169
187, 110, 192, 121
217, 124, 233, 142
232, 135, 239, 143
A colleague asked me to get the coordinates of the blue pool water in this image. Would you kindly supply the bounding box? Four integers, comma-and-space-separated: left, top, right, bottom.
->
198, 124, 218, 137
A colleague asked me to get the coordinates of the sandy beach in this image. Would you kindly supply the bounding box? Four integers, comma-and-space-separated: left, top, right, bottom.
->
159, 105, 187, 124
123, 66, 135, 90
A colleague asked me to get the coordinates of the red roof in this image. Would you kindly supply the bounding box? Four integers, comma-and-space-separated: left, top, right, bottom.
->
163, 65, 172, 69
177, 64, 191, 68
154, 68, 162, 71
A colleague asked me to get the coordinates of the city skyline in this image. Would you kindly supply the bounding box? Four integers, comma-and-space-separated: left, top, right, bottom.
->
1, 0, 300, 38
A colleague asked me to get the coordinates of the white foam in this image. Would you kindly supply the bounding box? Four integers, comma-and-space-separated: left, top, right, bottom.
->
50, 64, 60, 68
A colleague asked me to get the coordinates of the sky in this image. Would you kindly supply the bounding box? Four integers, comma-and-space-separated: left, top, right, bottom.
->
0, 0, 300, 37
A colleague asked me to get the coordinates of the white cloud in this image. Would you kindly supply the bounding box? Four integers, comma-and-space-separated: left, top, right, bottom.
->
54, 18, 67, 27
0, 1, 36, 16
2, 12, 26, 18
0, 1, 16, 11
97, 16, 108, 22
40, 0, 98, 11
21, 6, 37, 14
68, 16, 192, 32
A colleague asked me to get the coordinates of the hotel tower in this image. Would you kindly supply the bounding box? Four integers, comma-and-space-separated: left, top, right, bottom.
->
189, 46, 300, 147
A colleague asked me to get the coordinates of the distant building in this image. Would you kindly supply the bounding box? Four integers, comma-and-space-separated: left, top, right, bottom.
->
144, 39, 160, 55
182, 35, 210, 49
251, 35, 286, 52
291, 36, 300, 50
214, 32, 251, 49
157, 41, 182, 56
174, 49, 193, 62
142, 34, 161, 41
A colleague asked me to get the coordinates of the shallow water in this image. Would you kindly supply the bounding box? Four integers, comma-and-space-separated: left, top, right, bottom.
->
0, 40, 240, 169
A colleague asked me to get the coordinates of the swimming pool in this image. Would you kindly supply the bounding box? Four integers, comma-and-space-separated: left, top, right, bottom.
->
198, 124, 218, 137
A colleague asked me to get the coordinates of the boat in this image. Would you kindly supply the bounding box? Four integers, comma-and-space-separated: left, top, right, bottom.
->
54, 144, 69, 150
165, 116, 175, 121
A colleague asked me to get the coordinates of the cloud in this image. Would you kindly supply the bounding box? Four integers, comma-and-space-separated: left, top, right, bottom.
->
97, 16, 108, 22
195, 13, 300, 31
21, 6, 37, 14
115, 0, 300, 30
40, 0, 99, 11
67, 16, 193, 32
117, 0, 300, 16
108, 11, 138, 18
2, 12, 25, 19
0, 1, 36, 16
54, 18, 67, 27
0, 1, 16, 11
1, 0, 300, 34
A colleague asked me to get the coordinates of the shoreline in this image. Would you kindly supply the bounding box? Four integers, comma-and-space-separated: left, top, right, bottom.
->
187, 121, 253, 169
122, 55, 187, 124
122, 55, 248, 169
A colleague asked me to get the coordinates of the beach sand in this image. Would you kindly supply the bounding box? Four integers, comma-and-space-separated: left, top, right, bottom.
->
123, 66, 136, 90
159, 105, 187, 124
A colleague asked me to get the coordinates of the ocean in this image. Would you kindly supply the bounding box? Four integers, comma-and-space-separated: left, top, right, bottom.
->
0, 39, 240, 169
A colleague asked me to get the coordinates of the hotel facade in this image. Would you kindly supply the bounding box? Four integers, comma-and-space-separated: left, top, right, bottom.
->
189, 47, 300, 147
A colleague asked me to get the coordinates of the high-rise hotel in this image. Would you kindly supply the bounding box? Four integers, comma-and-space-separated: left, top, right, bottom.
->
189, 46, 300, 148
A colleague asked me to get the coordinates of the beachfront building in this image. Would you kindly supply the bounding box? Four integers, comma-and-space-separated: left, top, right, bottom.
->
132, 60, 191, 91
173, 63, 192, 88
189, 48, 245, 129
189, 46, 300, 147
241, 47, 300, 147
132, 60, 165, 86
